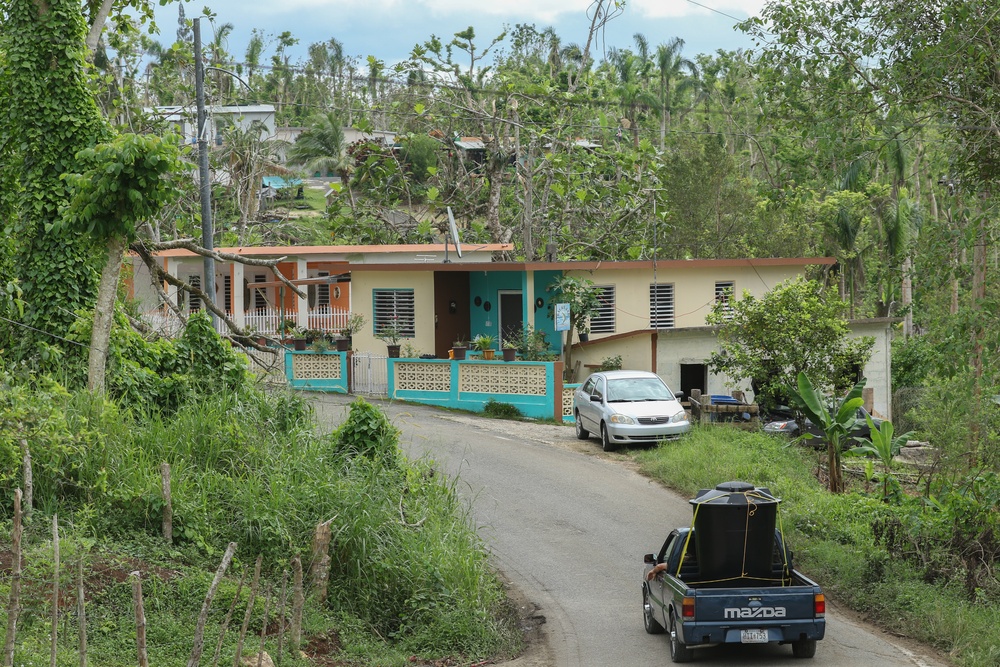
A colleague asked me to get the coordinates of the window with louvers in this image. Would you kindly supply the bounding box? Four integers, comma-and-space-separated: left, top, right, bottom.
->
373, 289, 415, 337
223, 275, 232, 313
715, 281, 735, 319
188, 275, 201, 312
590, 285, 616, 334
649, 283, 675, 329
253, 275, 267, 309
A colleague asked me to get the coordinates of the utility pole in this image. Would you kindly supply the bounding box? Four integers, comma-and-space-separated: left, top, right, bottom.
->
193, 18, 217, 327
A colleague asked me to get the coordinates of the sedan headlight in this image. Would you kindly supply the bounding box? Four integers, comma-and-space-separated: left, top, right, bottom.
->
609, 414, 636, 425
669, 411, 687, 423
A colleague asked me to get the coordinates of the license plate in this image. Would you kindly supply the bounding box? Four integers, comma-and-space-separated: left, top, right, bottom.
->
741, 629, 768, 644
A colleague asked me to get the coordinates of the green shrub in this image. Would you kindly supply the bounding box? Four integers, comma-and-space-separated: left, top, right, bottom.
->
482, 399, 522, 419
333, 397, 402, 462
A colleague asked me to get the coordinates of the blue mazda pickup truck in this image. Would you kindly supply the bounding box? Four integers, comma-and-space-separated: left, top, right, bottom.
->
642, 482, 826, 662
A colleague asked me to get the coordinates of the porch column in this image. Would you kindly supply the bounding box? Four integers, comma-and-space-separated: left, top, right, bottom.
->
296, 258, 308, 327
525, 270, 535, 328
164, 258, 179, 309
232, 261, 245, 328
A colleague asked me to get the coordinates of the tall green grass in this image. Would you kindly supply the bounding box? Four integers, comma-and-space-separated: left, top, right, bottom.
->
636, 426, 999, 667
0, 386, 520, 665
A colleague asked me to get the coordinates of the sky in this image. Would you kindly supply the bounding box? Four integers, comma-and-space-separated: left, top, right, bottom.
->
151, 0, 766, 71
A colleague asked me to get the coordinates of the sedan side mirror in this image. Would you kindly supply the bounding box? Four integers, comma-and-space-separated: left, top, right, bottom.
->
674, 392, 684, 401
590, 394, 601, 402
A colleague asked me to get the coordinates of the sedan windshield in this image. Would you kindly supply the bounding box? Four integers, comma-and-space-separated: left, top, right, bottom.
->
606, 377, 674, 402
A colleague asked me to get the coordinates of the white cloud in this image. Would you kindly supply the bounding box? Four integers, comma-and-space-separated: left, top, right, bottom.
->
631, 0, 764, 19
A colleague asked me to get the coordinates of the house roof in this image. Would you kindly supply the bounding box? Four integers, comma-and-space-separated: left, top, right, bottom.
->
150, 243, 512, 258
346, 257, 837, 272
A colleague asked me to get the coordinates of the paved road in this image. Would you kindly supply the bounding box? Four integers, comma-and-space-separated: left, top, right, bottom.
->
311, 394, 949, 667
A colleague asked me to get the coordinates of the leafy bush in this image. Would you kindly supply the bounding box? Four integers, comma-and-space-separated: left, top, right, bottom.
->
482, 399, 522, 419
333, 397, 402, 463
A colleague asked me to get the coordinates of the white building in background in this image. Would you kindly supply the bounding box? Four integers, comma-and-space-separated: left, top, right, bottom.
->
145, 104, 276, 146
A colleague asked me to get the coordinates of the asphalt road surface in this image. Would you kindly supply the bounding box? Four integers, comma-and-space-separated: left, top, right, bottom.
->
311, 394, 950, 667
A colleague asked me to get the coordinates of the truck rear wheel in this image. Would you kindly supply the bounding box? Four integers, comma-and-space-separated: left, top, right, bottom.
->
642, 586, 664, 634
669, 615, 693, 663
792, 639, 817, 658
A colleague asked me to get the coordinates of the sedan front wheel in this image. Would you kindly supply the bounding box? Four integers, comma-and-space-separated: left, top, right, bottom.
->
601, 423, 616, 452
575, 412, 590, 439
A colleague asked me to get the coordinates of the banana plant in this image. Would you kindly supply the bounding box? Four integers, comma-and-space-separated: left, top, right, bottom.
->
844, 416, 914, 501
791, 371, 866, 493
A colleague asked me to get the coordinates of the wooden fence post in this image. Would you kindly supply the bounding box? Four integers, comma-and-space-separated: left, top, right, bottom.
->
256, 585, 272, 667
19, 442, 31, 518
232, 556, 262, 667
131, 572, 149, 667
276, 571, 287, 666
78, 554, 87, 667
309, 520, 332, 602
161, 463, 173, 544
3, 489, 24, 667
51, 514, 59, 667
186, 542, 236, 667
210, 568, 247, 667
290, 556, 303, 652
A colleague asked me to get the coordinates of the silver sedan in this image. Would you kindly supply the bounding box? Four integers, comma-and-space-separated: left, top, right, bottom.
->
572, 370, 690, 451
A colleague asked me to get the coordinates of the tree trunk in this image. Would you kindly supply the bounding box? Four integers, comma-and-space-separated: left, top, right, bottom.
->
88, 235, 127, 394
84, 0, 115, 58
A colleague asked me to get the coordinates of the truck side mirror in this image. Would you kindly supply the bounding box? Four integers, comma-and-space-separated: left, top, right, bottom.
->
644, 553, 656, 564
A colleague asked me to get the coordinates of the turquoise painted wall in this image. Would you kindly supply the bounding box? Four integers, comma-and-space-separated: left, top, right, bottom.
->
284, 350, 349, 393
534, 270, 563, 354
387, 358, 561, 419
460, 269, 564, 354
468, 271, 523, 343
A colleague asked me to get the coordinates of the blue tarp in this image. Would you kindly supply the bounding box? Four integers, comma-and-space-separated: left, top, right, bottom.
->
262, 176, 302, 189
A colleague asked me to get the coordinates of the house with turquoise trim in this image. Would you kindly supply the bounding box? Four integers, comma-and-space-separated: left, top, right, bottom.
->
129, 247, 894, 418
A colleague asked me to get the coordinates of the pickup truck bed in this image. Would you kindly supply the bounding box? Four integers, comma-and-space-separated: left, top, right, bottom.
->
643, 527, 825, 662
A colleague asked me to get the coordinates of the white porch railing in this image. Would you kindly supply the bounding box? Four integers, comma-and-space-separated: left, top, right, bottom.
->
140, 305, 351, 337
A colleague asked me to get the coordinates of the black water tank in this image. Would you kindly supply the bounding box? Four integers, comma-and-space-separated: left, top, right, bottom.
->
689, 481, 780, 583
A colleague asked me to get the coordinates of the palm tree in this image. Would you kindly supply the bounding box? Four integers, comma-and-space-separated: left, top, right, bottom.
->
610, 50, 656, 148
209, 21, 234, 98
655, 37, 699, 149
244, 30, 265, 88
287, 111, 353, 182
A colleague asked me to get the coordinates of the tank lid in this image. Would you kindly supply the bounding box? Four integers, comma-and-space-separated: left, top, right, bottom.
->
690, 481, 780, 506
716, 481, 755, 492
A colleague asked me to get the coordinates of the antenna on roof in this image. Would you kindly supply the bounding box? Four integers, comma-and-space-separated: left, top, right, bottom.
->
445, 207, 463, 263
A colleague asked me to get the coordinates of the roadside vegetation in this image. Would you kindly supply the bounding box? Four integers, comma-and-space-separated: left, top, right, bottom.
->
0, 318, 520, 666
636, 427, 1000, 667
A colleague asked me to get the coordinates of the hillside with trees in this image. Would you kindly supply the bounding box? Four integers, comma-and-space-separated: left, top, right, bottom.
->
1, 0, 998, 664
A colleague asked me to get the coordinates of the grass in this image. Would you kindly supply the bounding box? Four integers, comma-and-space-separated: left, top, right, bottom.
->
634, 426, 1000, 667
0, 389, 521, 666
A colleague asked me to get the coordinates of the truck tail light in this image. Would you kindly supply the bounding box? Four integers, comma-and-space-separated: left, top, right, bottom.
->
682, 596, 695, 618
814, 594, 825, 617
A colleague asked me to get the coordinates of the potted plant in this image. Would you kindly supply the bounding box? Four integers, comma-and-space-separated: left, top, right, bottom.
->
302, 328, 324, 344
577, 323, 590, 343
338, 312, 366, 351
291, 327, 309, 351
451, 337, 468, 360
376, 322, 404, 358
473, 333, 496, 360
278, 318, 297, 344
502, 337, 518, 362
309, 337, 332, 353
